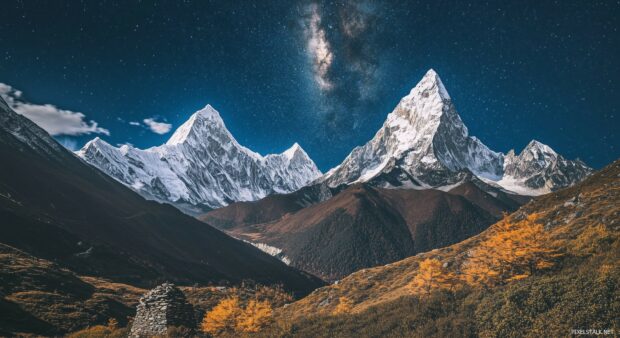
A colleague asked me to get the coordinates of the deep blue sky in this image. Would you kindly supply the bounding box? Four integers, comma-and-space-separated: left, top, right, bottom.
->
0, 1, 618, 170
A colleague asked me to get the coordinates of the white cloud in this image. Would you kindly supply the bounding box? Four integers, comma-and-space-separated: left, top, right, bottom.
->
143, 118, 172, 134
0, 82, 109, 136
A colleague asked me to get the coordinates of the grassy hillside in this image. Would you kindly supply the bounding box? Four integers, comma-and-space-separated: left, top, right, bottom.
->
0, 97, 324, 296
0, 243, 144, 336
0, 242, 298, 336
258, 159, 620, 337
16, 159, 616, 336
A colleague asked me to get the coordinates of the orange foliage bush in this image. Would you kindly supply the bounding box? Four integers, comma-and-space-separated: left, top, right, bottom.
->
463, 214, 562, 287
201, 296, 273, 336
201, 296, 242, 335
236, 299, 273, 332
333, 296, 354, 314
408, 258, 457, 296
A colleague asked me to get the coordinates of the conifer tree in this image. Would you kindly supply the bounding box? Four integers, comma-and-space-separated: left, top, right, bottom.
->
236, 299, 273, 333
463, 214, 561, 287
409, 258, 457, 295
201, 296, 242, 335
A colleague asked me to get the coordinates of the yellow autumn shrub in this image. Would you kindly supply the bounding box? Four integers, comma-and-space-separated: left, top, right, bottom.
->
408, 258, 458, 296
333, 296, 353, 314
236, 299, 273, 332
201, 296, 274, 336
201, 296, 242, 335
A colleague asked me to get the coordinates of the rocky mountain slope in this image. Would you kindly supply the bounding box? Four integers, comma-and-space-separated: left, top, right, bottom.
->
204, 182, 508, 281
0, 96, 324, 296
271, 159, 619, 336
318, 69, 592, 196
201, 183, 339, 230
77, 104, 321, 214
202, 69, 593, 284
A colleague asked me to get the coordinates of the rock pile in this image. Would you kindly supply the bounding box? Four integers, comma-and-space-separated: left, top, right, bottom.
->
129, 283, 196, 337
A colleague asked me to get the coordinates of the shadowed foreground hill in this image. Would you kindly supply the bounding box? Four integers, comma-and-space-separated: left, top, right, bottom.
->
0, 96, 323, 295
0, 242, 296, 336
0, 243, 144, 336
262, 159, 620, 337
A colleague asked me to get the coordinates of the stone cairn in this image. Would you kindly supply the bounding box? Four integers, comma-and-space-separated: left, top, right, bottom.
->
129, 282, 196, 337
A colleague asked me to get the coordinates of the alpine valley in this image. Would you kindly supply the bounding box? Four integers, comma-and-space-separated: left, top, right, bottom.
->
201, 69, 592, 280
2, 1, 618, 336
1, 70, 615, 338
0, 95, 324, 335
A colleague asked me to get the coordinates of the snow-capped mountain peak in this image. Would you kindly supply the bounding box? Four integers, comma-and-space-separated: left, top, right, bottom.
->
408, 68, 450, 101
84, 136, 107, 148
319, 68, 503, 188
523, 139, 558, 158
498, 140, 591, 194
78, 104, 322, 214
503, 140, 560, 180
166, 104, 226, 145
390, 69, 453, 130
283, 142, 304, 160
318, 69, 591, 195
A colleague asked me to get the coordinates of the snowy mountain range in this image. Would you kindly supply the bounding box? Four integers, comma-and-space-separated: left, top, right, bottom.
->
76, 105, 321, 214
318, 69, 592, 195
0, 94, 324, 297
77, 70, 591, 214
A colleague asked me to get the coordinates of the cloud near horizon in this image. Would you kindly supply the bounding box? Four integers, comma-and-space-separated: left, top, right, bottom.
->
0, 83, 110, 136
143, 117, 172, 134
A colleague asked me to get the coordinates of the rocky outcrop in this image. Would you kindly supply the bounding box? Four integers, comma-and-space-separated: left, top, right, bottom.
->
129, 283, 196, 337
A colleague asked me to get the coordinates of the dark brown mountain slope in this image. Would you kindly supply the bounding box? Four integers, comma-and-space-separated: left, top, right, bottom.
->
202, 176, 525, 228
0, 96, 323, 296
270, 159, 619, 337
202, 183, 338, 230
448, 180, 525, 217
208, 183, 497, 281
0, 242, 298, 336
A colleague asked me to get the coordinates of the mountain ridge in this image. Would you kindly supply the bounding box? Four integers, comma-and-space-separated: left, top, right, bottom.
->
77, 104, 322, 214
204, 182, 504, 281
0, 95, 324, 295
318, 69, 592, 195
274, 158, 619, 334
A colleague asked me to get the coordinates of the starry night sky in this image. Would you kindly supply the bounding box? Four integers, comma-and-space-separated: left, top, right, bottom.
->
0, 1, 618, 170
